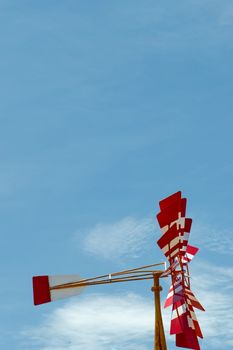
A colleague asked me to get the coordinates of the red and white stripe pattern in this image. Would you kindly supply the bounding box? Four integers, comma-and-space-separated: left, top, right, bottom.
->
33, 275, 86, 305
157, 191, 187, 234
164, 276, 184, 308
186, 299, 203, 339
170, 299, 189, 335
157, 192, 193, 261
182, 245, 199, 264
185, 288, 205, 311
171, 298, 202, 336
164, 284, 204, 312
156, 191, 204, 349
179, 218, 193, 255
157, 219, 193, 261
157, 224, 182, 260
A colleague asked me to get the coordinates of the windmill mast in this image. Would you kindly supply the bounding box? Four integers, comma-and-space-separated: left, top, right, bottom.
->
152, 275, 167, 350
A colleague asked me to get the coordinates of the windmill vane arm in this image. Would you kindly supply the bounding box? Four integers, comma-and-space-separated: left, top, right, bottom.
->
50, 275, 156, 290
32, 262, 165, 306
50, 271, 164, 290
54, 262, 165, 287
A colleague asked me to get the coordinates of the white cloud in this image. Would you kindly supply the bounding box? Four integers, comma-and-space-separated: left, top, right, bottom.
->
82, 216, 154, 260
21, 293, 155, 350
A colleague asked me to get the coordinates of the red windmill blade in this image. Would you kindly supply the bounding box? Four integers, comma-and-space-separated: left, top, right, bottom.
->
164, 281, 204, 312
156, 191, 205, 350
182, 245, 199, 264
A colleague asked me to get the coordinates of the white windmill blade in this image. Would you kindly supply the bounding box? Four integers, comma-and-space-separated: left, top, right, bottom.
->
33, 274, 86, 305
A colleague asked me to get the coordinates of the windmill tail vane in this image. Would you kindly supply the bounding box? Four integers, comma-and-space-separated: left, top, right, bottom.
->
156, 191, 205, 350
32, 191, 205, 350
32, 262, 165, 305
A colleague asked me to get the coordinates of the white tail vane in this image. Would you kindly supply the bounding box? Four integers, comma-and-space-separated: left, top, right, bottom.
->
156, 191, 205, 350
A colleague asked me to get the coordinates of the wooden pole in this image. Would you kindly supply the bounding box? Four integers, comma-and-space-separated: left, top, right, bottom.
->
151, 275, 167, 350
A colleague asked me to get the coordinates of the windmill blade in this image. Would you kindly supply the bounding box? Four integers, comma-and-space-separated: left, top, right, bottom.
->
157, 224, 180, 259
170, 299, 189, 335
164, 276, 184, 308
187, 303, 203, 339
179, 298, 204, 339
176, 327, 200, 350
170, 298, 203, 339
165, 284, 205, 311
179, 219, 193, 254
33, 275, 86, 305
182, 245, 199, 264
159, 191, 182, 210
185, 288, 205, 311
157, 223, 192, 261
157, 192, 193, 261
168, 277, 204, 340
157, 197, 187, 233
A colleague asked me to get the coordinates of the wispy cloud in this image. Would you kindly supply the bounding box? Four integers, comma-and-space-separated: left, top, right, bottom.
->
82, 216, 233, 260
192, 222, 233, 255
21, 293, 154, 350
82, 216, 154, 261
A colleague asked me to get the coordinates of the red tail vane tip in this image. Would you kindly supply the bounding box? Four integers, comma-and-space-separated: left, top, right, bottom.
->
32, 276, 51, 306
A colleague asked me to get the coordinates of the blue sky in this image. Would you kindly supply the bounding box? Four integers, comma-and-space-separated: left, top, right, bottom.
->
1, 1, 233, 349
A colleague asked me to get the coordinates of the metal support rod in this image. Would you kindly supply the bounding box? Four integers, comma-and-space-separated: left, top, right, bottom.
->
50, 270, 165, 291
151, 275, 167, 350
51, 275, 157, 290
54, 262, 165, 287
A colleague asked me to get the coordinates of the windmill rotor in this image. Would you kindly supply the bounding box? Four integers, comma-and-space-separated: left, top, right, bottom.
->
156, 191, 205, 350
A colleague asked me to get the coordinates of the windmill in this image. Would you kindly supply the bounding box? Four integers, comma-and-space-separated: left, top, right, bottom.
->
156, 191, 205, 349
32, 191, 204, 350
